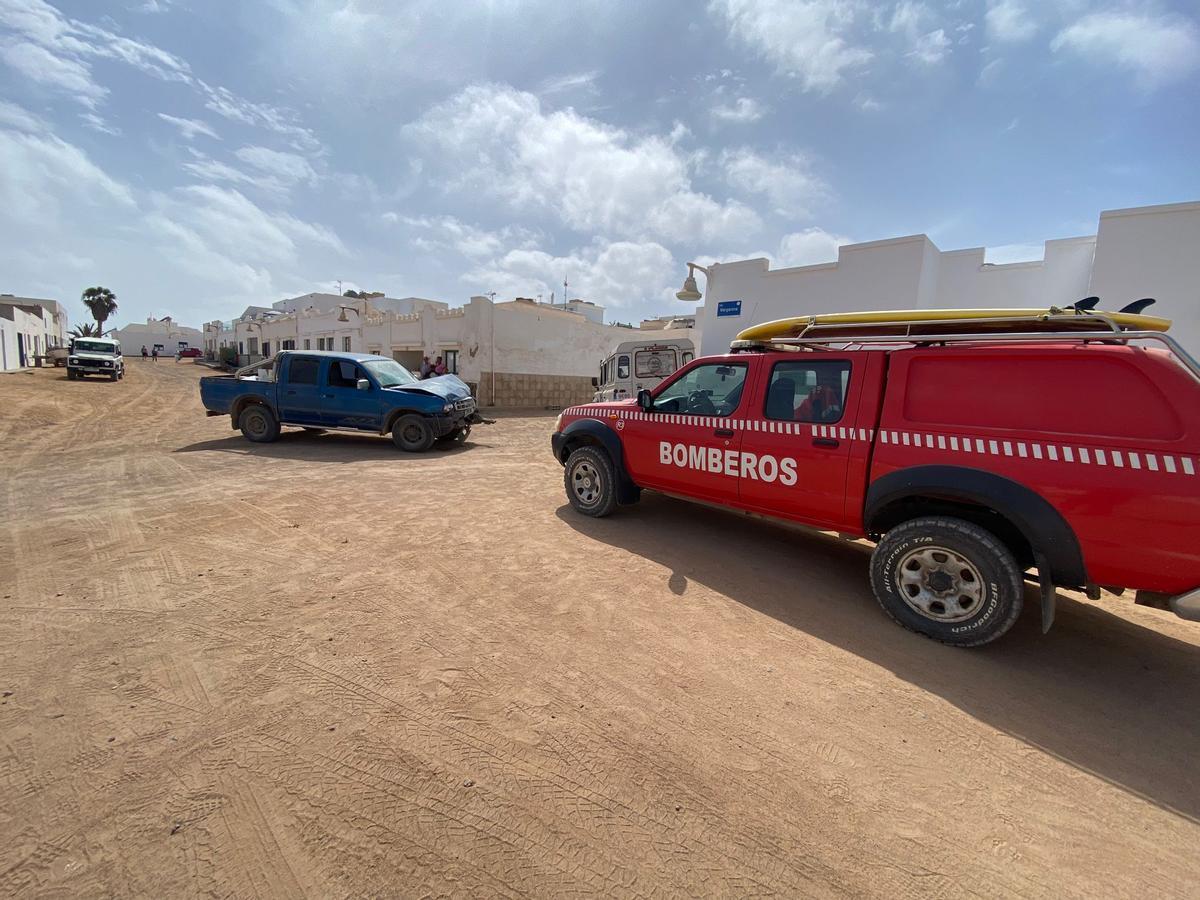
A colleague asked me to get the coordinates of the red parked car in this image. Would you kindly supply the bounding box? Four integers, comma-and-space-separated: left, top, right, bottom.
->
177, 347, 202, 358
552, 310, 1200, 646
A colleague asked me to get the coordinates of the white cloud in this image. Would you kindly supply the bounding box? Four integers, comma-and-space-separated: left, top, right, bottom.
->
158, 113, 220, 141
1051, 12, 1200, 89
984, 1, 1037, 43
80, 111, 120, 135
396, 214, 538, 260
0, 39, 106, 107
888, 2, 951, 65
466, 239, 677, 310
0, 98, 47, 133
722, 147, 826, 218
709, 0, 872, 93
405, 83, 760, 245
778, 227, 851, 266
853, 92, 882, 111
234, 146, 317, 185
712, 96, 766, 123
198, 82, 322, 153
0, 1, 320, 151
0, 129, 133, 221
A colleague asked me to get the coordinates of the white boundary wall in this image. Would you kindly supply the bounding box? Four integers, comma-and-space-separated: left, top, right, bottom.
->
695, 201, 1200, 357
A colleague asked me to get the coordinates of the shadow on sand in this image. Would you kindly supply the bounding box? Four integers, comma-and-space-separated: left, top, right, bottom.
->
557, 493, 1200, 822
175, 428, 487, 462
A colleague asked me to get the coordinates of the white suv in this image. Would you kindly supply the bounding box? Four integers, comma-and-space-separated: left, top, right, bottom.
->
68, 338, 124, 381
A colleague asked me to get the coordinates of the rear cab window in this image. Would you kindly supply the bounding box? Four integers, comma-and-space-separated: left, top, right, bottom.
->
764, 360, 852, 423
288, 356, 321, 384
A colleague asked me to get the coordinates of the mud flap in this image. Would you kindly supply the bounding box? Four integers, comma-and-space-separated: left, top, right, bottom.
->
1033, 551, 1056, 634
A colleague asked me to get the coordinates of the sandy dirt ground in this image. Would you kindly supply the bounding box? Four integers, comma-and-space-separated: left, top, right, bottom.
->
1, 361, 1198, 898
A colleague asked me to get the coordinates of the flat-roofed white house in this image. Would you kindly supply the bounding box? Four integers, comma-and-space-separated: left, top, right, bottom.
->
0, 295, 69, 370
689, 201, 1200, 357
112, 316, 203, 356
204, 292, 693, 406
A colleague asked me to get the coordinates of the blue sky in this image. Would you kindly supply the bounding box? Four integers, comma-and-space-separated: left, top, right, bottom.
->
1, 0, 1197, 328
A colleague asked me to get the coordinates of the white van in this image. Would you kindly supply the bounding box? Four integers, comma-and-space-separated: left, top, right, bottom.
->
594, 338, 695, 402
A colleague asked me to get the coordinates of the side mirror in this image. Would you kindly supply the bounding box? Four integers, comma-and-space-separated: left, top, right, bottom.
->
591, 377, 598, 388
356, 378, 370, 391
637, 389, 653, 412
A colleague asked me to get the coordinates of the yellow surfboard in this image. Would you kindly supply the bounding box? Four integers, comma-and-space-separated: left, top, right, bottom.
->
734, 307, 1173, 343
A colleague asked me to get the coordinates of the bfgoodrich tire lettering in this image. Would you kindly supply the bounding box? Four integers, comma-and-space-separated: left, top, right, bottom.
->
870, 516, 1023, 647
564, 446, 618, 517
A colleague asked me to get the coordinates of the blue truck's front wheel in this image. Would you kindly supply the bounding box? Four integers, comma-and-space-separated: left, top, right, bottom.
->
392, 414, 435, 452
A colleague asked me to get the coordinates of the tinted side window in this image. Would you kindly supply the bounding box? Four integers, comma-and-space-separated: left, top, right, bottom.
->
288, 356, 320, 385
766, 361, 851, 422
327, 360, 363, 388
653, 363, 748, 416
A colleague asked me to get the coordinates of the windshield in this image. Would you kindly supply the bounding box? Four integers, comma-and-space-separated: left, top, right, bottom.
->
74, 340, 115, 354
362, 358, 418, 388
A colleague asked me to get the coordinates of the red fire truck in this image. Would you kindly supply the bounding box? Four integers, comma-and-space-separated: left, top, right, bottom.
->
551, 308, 1200, 646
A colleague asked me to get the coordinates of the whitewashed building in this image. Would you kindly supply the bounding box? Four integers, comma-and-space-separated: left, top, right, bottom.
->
204, 292, 693, 406
689, 201, 1200, 356
112, 316, 203, 356
0, 295, 69, 371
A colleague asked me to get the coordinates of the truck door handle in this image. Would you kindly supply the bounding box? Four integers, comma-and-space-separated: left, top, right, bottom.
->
286, 389, 297, 395
321, 393, 334, 399
813, 437, 840, 449
714, 428, 735, 437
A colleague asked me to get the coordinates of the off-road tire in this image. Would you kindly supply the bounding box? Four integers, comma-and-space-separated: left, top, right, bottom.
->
392, 414, 435, 452
564, 446, 618, 517
67, 370, 77, 380
870, 516, 1023, 647
109, 372, 118, 381
239, 404, 280, 443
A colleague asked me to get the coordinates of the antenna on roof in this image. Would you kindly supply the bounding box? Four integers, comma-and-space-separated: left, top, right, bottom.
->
1119, 298, 1156, 315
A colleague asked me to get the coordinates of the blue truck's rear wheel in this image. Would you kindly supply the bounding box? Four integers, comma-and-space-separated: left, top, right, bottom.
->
239, 405, 280, 443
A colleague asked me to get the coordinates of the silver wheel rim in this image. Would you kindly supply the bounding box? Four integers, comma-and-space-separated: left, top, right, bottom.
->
895, 545, 985, 622
571, 460, 602, 506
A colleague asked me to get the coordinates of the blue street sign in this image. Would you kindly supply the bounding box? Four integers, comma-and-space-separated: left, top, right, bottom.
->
717, 300, 742, 318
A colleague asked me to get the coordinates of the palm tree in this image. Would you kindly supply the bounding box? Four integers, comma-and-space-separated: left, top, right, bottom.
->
81, 286, 118, 335
69, 323, 101, 338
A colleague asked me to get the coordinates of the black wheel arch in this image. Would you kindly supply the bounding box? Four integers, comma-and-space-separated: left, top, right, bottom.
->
383, 406, 430, 435
230, 394, 273, 426
864, 465, 1087, 588
556, 418, 641, 505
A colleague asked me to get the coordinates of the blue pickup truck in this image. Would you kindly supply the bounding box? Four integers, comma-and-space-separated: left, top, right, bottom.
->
199, 351, 485, 451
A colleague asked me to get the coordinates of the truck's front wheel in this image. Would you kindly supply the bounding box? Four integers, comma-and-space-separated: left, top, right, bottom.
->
564, 446, 617, 517
870, 516, 1023, 647
239, 405, 280, 443
392, 415, 435, 452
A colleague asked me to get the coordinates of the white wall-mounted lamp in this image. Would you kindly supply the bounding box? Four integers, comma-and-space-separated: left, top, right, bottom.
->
336, 305, 361, 323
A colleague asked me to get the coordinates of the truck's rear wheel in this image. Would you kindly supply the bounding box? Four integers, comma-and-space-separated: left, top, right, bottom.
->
392, 415, 435, 452
870, 516, 1023, 647
564, 446, 617, 517
239, 405, 280, 443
